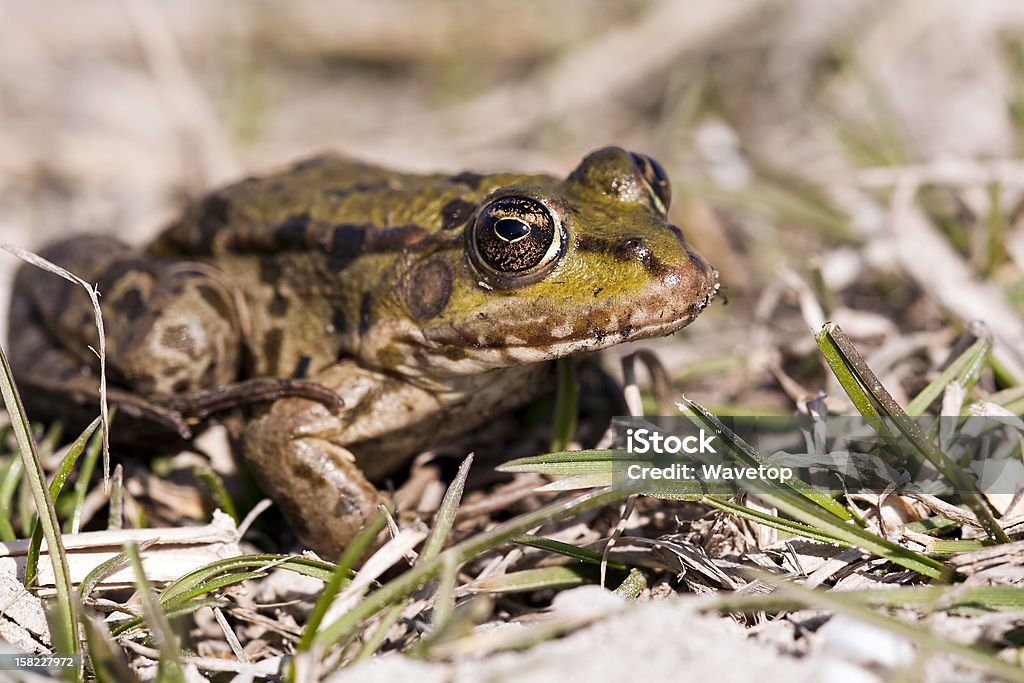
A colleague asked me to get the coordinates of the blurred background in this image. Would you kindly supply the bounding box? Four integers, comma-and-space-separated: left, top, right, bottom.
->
4, 0, 1024, 411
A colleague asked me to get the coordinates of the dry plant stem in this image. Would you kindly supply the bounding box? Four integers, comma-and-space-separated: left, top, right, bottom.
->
119, 639, 284, 677
1, 243, 111, 483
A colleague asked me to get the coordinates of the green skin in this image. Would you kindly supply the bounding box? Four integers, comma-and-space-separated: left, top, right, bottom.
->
8, 147, 718, 557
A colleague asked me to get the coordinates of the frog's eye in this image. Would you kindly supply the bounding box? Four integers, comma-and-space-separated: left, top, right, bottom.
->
468, 196, 564, 287
629, 152, 671, 215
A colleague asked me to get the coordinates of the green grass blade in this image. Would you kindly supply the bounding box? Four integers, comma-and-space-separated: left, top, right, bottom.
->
906, 334, 992, 416
25, 417, 101, 590
83, 613, 141, 683
702, 497, 854, 546
79, 539, 159, 600
125, 542, 185, 683
680, 400, 853, 520
70, 422, 104, 534
421, 454, 474, 563
314, 487, 630, 651
193, 466, 238, 523
0, 456, 24, 542
512, 535, 630, 571
550, 358, 578, 453
296, 511, 387, 653
0, 344, 79, 656
470, 565, 608, 593
816, 323, 1009, 543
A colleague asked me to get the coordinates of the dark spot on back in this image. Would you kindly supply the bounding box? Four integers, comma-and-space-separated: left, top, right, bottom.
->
293, 355, 311, 379
94, 258, 154, 293
440, 199, 477, 230
161, 325, 196, 357
328, 225, 369, 272
292, 156, 328, 172
194, 194, 231, 248
358, 293, 372, 334
574, 235, 613, 254
450, 171, 484, 189
111, 287, 145, 318
263, 328, 284, 375
258, 257, 283, 285
172, 379, 191, 393
273, 214, 311, 246
330, 306, 347, 334
402, 258, 453, 320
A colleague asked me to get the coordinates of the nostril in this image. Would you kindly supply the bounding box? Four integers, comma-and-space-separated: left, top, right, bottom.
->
614, 237, 653, 265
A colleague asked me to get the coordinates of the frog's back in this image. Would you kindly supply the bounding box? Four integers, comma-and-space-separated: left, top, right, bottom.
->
150, 155, 542, 259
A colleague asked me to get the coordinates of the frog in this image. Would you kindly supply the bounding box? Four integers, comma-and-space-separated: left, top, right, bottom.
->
7, 147, 718, 558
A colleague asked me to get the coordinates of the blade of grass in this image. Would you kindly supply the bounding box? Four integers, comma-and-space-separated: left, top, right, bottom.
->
683, 402, 954, 581
25, 418, 100, 589
296, 511, 388, 653
421, 454, 473, 563
470, 565, 620, 593
83, 613, 142, 683
70, 423, 104, 534
79, 538, 161, 601
193, 466, 238, 523
352, 449, 474, 665
125, 542, 186, 683
906, 333, 992, 416
107, 465, 123, 530
512, 535, 630, 571
2, 244, 110, 482
0, 344, 79, 655
314, 487, 630, 651
0, 456, 23, 542
550, 358, 578, 453
817, 323, 1009, 543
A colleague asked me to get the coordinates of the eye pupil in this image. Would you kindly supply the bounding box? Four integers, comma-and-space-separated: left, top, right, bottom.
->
468, 196, 562, 285
494, 218, 530, 242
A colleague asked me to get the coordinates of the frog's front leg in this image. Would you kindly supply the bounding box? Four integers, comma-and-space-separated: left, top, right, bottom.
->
241, 362, 419, 559
243, 361, 551, 558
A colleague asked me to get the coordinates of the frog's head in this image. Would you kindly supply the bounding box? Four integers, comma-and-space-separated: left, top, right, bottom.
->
372, 147, 718, 376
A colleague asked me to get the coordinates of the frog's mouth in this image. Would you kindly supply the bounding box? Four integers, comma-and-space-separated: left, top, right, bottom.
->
419, 262, 720, 374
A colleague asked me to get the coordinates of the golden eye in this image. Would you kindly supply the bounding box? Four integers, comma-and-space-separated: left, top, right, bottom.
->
468, 196, 564, 287
629, 152, 671, 214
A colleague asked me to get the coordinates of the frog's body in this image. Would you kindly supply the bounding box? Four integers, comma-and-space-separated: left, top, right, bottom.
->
8, 147, 717, 557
